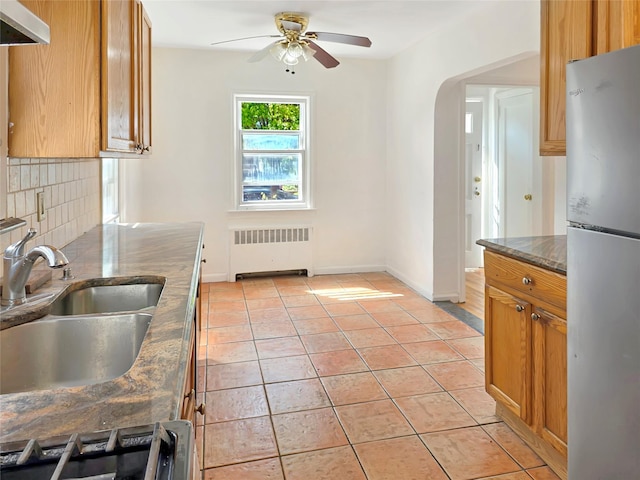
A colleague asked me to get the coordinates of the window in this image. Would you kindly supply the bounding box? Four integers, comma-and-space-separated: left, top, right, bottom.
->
235, 94, 310, 209
101, 158, 119, 223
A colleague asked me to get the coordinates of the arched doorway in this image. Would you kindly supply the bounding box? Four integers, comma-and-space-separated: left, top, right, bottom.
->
433, 52, 561, 307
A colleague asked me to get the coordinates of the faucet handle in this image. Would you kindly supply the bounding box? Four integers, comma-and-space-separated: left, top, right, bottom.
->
5, 228, 38, 258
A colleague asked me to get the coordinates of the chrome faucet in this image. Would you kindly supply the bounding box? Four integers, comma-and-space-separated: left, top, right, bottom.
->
1, 228, 69, 307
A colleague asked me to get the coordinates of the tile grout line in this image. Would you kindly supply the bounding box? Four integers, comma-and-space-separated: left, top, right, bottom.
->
199, 274, 556, 479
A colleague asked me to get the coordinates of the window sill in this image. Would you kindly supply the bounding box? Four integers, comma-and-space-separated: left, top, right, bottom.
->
228, 207, 317, 214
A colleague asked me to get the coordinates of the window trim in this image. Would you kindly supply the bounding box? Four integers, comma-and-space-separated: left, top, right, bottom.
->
101, 157, 120, 224
233, 93, 311, 211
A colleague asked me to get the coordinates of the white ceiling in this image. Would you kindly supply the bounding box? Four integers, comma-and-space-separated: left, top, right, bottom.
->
143, 0, 503, 60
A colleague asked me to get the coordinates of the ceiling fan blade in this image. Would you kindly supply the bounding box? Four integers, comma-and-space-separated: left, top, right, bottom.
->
247, 40, 282, 63
281, 20, 302, 32
305, 32, 372, 48
210, 34, 281, 46
307, 41, 339, 69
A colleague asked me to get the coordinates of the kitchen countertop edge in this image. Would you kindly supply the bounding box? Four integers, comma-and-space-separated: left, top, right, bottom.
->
476, 235, 567, 275
0, 222, 205, 442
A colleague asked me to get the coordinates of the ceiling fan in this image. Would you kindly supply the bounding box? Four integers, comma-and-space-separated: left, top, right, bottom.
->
210, 12, 372, 72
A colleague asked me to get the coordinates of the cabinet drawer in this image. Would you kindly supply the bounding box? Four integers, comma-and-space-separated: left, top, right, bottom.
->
484, 251, 566, 311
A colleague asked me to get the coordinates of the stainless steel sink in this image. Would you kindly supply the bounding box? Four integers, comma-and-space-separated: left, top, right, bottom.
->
0, 313, 152, 395
49, 283, 163, 315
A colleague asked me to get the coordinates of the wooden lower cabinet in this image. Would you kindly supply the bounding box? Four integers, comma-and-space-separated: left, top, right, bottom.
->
484, 250, 567, 479
485, 286, 532, 423
180, 325, 197, 422
532, 306, 568, 457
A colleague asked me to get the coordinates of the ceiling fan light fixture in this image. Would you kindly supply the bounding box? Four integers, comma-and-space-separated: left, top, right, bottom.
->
269, 42, 287, 61
301, 42, 315, 61
282, 54, 298, 66
216, 11, 371, 71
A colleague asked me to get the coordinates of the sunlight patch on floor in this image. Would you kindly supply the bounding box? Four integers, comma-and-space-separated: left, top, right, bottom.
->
308, 287, 405, 301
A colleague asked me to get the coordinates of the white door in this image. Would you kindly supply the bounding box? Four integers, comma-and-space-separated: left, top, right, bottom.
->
496, 88, 542, 238
465, 101, 484, 268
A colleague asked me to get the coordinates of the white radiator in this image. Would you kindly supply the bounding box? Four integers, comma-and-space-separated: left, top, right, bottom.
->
229, 227, 313, 281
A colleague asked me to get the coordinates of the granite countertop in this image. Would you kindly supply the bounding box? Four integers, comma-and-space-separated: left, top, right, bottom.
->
476, 235, 567, 274
0, 222, 204, 442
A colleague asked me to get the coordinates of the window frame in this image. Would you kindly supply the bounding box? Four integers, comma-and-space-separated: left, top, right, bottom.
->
101, 157, 120, 224
233, 94, 311, 211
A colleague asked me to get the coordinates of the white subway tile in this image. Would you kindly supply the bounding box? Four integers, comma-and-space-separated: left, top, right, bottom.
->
30, 165, 40, 188
39, 165, 48, 186
14, 191, 26, 217
9, 166, 20, 192
20, 165, 30, 190
25, 189, 35, 215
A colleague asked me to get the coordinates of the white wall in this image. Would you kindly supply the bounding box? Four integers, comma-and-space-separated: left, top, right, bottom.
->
123, 1, 545, 292
385, 0, 541, 301
122, 48, 388, 282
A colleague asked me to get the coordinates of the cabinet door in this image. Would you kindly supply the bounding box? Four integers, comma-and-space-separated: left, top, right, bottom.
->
532, 306, 567, 457
595, 0, 640, 54
540, 0, 593, 156
485, 285, 533, 423
102, 0, 138, 153
8, 0, 101, 158
138, 0, 152, 153
180, 325, 196, 423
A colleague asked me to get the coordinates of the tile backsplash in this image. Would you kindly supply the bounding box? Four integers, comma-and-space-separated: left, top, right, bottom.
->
1, 157, 101, 278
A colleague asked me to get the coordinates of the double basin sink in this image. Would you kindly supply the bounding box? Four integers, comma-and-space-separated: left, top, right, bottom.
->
0, 278, 165, 395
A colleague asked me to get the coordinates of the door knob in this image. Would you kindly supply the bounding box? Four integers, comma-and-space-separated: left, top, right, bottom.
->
474, 176, 482, 183
474, 190, 480, 196
524, 194, 532, 201
515, 305, 524, 312
531, 313, 540, 321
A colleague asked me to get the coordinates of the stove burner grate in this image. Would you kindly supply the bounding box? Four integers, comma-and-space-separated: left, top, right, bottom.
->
0, 422, 177, 480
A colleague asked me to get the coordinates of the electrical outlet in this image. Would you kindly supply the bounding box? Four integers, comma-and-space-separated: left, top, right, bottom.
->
37, 192, 46, 222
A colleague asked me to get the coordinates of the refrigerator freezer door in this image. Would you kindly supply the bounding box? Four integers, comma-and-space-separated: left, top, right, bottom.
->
567, 227, 640, 479
566, 45, 640, 236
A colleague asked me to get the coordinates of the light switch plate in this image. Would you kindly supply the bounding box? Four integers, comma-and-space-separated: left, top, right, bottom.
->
36, 192, 46, 222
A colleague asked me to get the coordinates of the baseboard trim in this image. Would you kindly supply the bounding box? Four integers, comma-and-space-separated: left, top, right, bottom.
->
313, 265, 386, 275
202, 273, 228, 283
385, 266, 434, 301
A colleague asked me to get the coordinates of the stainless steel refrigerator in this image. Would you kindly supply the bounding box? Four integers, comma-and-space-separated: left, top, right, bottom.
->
566, 44, 640, 479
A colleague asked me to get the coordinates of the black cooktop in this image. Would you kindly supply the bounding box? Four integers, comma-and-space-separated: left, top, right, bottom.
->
0, 421, 192, 480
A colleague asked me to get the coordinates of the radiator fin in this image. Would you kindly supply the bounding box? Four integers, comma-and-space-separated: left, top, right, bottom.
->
233, 228, 310, 245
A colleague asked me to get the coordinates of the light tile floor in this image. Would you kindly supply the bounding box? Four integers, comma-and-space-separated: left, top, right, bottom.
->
195, 273, 561, 480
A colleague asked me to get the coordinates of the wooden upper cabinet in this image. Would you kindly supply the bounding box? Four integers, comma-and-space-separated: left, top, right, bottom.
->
102, 0, 151, 154
138, 0, 152, 154
102, 0, 137, 153
540, 0, 640, 156
595, 0, 640, 53
540, 0, 593, 156
8, 0, 151, 158
9, 0, 101, 158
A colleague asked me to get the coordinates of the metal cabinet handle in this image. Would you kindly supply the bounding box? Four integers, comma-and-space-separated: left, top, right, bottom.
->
522, 277, 532, 285
184, 388, 195, 400
516, 305, 524, 312
531, 313, 540, 321
195, 403, 206, 416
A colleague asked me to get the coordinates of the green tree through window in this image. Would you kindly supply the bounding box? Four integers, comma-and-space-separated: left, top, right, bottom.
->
241, 103, 300, 130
